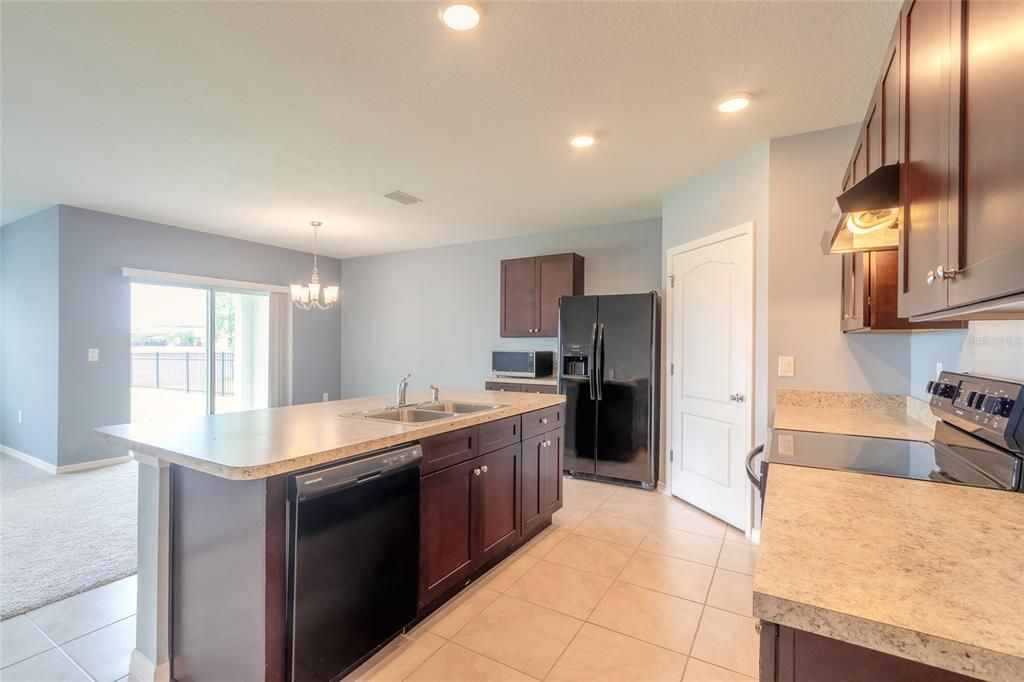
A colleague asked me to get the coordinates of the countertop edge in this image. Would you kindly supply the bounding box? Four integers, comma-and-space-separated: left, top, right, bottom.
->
753, 590, 1023, 682
96, 396, 565, 480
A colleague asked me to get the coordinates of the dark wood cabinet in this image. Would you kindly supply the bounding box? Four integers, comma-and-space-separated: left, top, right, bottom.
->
842, 250, 966, 332
897, 0, 1024, 319
945, 0, 1024, 310
477, 444, 522, 564
419, 458, 478, 607
759, 621, 976, 682
417, 407, 562, 608
500, 253, 583, 337
521, 428, 563, 536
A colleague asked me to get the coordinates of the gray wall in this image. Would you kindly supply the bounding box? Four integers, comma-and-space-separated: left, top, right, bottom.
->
41, 206, 341, 466
0, 207, 61, 464
339, 218, 662, 398
767, 125, 912, 410
662, 142, 771, 448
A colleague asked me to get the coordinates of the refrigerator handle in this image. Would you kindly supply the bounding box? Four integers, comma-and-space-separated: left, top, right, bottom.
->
588, 323, 597, 400
595, 323, 605, 401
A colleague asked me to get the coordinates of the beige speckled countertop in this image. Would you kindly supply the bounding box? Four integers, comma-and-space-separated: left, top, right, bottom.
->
95, 388, 563, 480
759, 390, 1024, 680
486, 375, 558, 386
754, 464, 1024, 681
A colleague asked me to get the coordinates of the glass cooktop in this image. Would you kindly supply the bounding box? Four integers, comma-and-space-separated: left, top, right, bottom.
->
767, 424, 1022, 491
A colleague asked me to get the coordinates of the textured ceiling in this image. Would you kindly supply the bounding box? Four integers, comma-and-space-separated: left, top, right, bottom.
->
2, 1, 899, 258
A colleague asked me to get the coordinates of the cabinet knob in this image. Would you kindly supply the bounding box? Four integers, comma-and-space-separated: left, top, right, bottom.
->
542, 439, 552, 447
473, 468, 482, 476
926, 270, 936, 285
541, 418, 549, 424
481, 465, 488, 473
937, 265, 959, 281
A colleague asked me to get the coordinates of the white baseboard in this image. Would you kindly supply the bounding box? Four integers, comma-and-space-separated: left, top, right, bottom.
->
0, 444, 133, 474
656, 480, 667, 494
749, 528, 761, 545
0, 444, 58, 473
129, 649, 170, 682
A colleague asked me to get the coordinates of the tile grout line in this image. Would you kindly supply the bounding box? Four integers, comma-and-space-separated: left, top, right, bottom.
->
17, 614, 99, 682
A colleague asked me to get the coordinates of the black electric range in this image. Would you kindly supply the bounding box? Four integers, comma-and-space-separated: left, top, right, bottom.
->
748, 371, 1024, 502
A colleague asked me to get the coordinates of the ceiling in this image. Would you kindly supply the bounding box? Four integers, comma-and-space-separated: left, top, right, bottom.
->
2, 1, 900, 259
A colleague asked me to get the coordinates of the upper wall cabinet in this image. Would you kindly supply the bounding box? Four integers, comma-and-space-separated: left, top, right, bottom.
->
500, 253, 584, 337
898, 0, 1024, 319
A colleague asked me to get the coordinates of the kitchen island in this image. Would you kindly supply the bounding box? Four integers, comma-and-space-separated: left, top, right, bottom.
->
96, 388, 565, 682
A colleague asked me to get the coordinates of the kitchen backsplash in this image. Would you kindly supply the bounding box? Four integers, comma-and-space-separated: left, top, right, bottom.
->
911, 320, 1024, 400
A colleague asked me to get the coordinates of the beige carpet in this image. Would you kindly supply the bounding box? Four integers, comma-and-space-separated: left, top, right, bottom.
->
0, 454, 138, 619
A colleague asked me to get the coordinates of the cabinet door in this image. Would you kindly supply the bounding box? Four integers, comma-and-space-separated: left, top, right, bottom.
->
840, 253, 868, 332
865, 97, 882, 174
536, 254, 580, 336
521, 430, 563, 535
500, 257, 538, 337
881, 27, 901, 168
899, 0, 957, 317
419, 459, 478, 607
947, 0, 1024, 308
477, 444, 522, 564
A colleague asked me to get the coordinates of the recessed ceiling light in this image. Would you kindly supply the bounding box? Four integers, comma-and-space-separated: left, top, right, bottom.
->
717, 93, 751, 113
569, 134, 595, 148
438, 1, 482, 31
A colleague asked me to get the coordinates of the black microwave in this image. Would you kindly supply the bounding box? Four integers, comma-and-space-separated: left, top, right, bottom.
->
491, 351, 555, 378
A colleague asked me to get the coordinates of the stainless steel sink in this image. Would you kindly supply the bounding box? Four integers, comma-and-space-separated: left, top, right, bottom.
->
417, 401, 504, 414
353, 408, 454, 423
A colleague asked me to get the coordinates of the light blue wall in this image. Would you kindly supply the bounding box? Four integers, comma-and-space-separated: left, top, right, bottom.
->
909, 322, 1024, 401
0, 207, 61, 465
339, 218, 662, 398
662, 142, 771, 444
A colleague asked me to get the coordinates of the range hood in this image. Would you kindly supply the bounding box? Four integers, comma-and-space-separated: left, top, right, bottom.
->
821, 163, 901, 255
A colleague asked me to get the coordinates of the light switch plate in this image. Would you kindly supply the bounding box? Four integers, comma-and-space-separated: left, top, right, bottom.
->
88, 348, 100, 362
778, 355, 794, 377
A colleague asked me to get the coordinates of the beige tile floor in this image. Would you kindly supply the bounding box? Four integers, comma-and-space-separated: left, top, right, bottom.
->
351, 477, 759, 682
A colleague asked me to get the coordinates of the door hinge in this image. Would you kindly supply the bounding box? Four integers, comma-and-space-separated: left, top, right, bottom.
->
670, 449, 674, 462
670, 363, 675, 376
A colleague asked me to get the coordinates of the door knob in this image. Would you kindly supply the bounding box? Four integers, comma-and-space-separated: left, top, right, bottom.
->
473, 468, 481, 476
729, 393, 745, 403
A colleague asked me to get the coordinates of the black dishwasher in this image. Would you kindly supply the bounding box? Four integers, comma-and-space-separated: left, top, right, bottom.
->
287, 444, 421, 682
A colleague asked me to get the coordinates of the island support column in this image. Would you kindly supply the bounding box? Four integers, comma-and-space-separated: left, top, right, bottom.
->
130, 453, 172, 682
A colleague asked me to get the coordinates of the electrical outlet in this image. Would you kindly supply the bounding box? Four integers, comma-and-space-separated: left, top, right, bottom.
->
88, 348, 100, 362
936, 362, 943, 377
778, 356, 795, 377
322, 393, 329, 402
777, 433, 795, 456
18, 410, 23, 424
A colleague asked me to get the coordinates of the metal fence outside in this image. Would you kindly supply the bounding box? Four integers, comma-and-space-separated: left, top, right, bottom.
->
131, 351, 234, 395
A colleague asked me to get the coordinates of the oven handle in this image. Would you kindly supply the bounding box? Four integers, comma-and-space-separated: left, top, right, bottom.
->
745, 444, 765, 488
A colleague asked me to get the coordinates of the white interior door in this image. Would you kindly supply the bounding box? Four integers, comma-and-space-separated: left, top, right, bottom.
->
668, 226, 753, 530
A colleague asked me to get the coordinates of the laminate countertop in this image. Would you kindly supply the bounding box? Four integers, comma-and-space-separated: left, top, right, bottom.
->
95, 389, 564, 480
757, 395, 1024, 681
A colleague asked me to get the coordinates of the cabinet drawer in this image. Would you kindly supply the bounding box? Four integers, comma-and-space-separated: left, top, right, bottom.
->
485, 381, 522, 392
479, 415, 522, 455
522, 405, 564, 439
420, 426, 479, 476
521, 384, 557, 395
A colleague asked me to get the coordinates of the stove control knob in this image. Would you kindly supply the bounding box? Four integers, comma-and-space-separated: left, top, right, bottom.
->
965, 391, 978, 407
973, 392, 988, 409
926, 380, 937, 395
937, 383, 958, 399
983, 396, 1014, 417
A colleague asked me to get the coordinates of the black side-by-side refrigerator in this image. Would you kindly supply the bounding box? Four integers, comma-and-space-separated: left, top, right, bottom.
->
558, 292, 660, 488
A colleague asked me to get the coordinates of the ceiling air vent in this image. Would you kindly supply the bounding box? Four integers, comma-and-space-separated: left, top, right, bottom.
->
384, 190, 422, 205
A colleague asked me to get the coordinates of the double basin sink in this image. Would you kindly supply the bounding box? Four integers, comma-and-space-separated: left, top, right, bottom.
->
350, 400, 504, 424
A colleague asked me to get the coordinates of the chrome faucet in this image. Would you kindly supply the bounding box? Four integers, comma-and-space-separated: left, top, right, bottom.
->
430, 384, 440, 403
396, 373, 412, 407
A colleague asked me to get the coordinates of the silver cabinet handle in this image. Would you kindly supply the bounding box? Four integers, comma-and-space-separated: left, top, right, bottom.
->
729, 393, 745, 403
541, 439, 552, 447
937, 265, 958, 281
541, 418, 549, 424
481, 465, 488, 473
473, 468, 482, 476
927, 270, 936, 285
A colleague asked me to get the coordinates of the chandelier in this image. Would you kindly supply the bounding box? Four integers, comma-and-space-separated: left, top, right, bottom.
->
290, 221, 339, 311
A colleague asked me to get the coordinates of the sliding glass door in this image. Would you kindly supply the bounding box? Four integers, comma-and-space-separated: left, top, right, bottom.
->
130, 282, 270, 422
